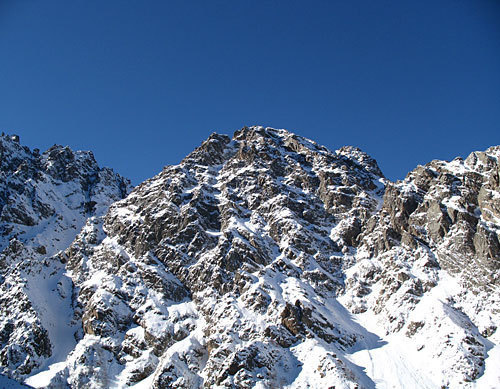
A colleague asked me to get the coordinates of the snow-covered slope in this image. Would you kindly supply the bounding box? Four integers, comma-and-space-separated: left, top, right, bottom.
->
342, 146, 500, 388
0, 134, 130, 383
0, 128, 499, 388
0, 373, 32, 388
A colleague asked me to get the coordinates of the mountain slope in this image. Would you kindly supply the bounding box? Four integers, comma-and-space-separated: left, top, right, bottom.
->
342, 146, 500, 387
48, 127, 385, 388
0, 128, 499, 388
0, 134, 130, 381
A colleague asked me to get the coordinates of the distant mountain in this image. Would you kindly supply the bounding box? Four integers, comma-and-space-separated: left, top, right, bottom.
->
0, 128, 498, 388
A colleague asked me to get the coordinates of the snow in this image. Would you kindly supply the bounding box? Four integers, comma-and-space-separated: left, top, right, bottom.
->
25, 362, 66, 388
0, 374, 31, 388
205, 230, 222, 236
473, 334, 500, 388
345, 311, 439, 389
286, 338, 360, 389
338, 269, 500, 388
23, 266, 78, 386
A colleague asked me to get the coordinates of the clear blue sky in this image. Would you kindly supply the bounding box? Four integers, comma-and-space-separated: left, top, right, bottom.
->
1, 0, 499, 184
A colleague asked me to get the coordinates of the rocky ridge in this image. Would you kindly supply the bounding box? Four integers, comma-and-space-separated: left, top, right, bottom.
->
0, 128, 499, 388
0, 134, 130, 380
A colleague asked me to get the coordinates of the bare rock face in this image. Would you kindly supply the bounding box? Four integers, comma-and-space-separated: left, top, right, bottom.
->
1, 128, 499, 388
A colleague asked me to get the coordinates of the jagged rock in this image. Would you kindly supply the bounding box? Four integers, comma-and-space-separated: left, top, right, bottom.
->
0, 128, 498, 389
281, 301, 305, 336
0, 133, 130, 382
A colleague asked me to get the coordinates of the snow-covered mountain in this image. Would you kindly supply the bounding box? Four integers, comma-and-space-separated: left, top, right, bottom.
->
0, 134, 130, 383
0, 128, 499, 388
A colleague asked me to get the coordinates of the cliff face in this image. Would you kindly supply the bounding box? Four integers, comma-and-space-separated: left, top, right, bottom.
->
0, 128, 499, 388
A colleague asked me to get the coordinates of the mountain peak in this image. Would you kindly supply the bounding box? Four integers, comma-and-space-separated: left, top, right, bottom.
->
0, 129, 499, 388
